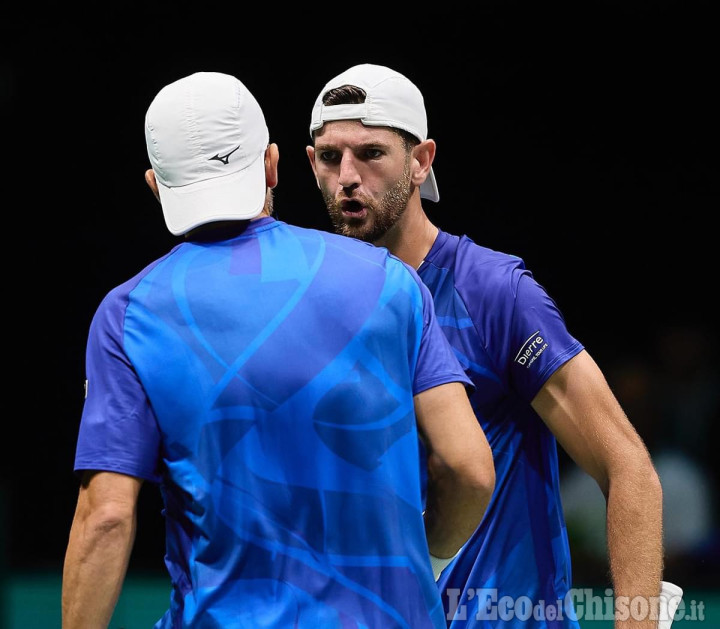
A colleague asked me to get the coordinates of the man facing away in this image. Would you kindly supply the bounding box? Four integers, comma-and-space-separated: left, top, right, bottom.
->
61, 71, 495, 629
306, 64, 679, 628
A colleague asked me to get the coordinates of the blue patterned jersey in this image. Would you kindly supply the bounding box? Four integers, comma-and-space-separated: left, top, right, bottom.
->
418, 230, 584, 629
74, 217, 473, 628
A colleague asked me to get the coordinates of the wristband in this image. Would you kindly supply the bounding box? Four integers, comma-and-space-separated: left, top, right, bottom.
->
658, 581, 683, 629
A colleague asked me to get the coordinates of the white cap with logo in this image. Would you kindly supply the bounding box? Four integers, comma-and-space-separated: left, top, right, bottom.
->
145, 71, 269, 236
309, 64, 439, 202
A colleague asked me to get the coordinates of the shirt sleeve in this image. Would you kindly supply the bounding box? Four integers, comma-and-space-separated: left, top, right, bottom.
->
506, 271, 584, 401
73, 287, 163, 483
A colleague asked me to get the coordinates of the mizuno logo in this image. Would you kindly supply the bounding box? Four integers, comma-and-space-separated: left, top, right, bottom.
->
209, 145, 240, 165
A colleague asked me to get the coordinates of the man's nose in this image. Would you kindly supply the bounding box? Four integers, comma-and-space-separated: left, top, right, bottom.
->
338, 154, 361, 190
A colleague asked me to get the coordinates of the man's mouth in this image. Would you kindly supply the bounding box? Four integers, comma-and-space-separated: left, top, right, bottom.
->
340, 200, 367, 219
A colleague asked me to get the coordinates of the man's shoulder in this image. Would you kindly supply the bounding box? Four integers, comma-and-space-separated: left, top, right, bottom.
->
96, 247, 179, 314
456, 233, 525, 267
436, 230, 528, 286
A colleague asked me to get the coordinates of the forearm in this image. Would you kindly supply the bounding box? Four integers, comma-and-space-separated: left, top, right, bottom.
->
415, 383, 495, 559
62, 512, 136, 628
531, 352, 666, 626
606, 461, 663, 628
424, 459, 492, 558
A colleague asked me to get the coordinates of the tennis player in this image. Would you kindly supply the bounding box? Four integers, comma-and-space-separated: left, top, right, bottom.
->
306, 63, 674, 627
62, 71, 495, 628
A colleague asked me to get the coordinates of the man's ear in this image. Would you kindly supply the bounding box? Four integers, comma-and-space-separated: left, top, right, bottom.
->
412, 139, 436, 189
145, 169, 161, 203
305, 145, 320, 188
265, 143, 279, 189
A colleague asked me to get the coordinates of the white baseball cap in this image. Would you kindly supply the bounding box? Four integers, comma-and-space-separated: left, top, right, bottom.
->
309, 64, 439, 202
145, 72, 269, 236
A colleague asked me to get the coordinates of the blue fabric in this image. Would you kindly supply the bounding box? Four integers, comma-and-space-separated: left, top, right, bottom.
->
75, 218, 472, 628
420, 229, 584, 628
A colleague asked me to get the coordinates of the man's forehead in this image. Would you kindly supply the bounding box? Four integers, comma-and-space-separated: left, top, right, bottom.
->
314, 120, 403, 146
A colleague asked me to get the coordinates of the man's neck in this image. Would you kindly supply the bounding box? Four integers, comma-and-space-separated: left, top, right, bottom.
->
374, 203, 438, 270
185, 211, 273, 242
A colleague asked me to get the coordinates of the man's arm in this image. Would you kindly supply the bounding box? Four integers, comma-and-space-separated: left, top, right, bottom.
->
62, 470, 143, 629
415, 381, 495, 560
532, 349, 664, 628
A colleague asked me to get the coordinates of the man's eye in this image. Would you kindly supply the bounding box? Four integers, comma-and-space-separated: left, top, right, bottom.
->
319, 151, 338, 162
366, 149, 383, 159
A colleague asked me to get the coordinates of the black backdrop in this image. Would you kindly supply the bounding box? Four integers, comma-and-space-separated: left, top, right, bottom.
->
4, 1, 717, 582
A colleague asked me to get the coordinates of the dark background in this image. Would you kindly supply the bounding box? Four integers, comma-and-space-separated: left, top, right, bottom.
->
4, 0, 718, 592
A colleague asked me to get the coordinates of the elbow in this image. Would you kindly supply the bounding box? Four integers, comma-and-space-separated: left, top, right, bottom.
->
427, 451, 495, 498
86, 504, 136, 539
473, 462, 496, 515
643, 457, 663, 501
455, 456, 496, 520
631, 445, 662, 494
607, 444, 663, 503
632, 454, 663, 515
468, 458, 496, 506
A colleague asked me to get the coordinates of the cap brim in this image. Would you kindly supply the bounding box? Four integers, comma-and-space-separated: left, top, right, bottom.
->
420, 167, 439, 202
157, 151, 266, 236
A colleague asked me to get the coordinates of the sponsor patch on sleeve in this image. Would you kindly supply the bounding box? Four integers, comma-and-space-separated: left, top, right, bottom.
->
514, 331, 548, 369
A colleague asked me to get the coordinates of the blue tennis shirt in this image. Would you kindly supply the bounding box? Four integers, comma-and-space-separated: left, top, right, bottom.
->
74, 217, 473, 628
418, 229, 585, 629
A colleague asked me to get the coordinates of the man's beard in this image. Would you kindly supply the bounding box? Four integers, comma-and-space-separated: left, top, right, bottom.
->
323, 162, 412, 243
